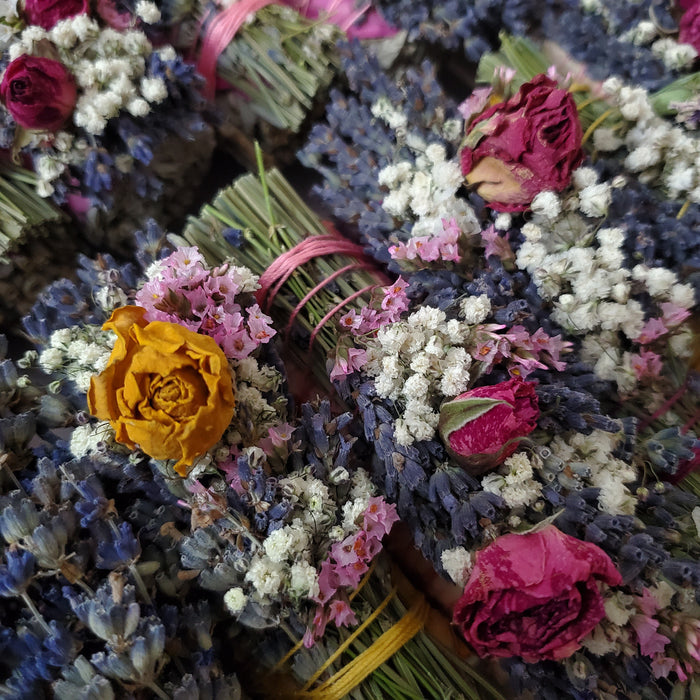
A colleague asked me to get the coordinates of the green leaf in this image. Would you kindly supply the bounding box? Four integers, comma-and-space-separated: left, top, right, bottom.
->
438, 397, 507, 443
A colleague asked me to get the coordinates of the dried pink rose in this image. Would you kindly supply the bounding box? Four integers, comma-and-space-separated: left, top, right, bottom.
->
452, 525, 622, 662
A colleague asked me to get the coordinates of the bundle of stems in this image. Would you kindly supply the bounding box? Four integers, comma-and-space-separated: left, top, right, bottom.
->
0, 161, 66, 263
259, 554, 507, 700
212, 5, 341, 131
180, 150, 382, 367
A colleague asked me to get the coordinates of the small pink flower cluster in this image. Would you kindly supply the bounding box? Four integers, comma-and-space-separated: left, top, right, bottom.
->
389, 218, 461, 263
633, 589, 700, 682
304, 497, 399, 646
472, 324, 571, 378
135, 247, 275, 359
630, 302, 691, 381
338, 277, 409, 336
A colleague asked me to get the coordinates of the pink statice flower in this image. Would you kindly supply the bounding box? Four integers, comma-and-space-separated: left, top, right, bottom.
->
330, 347, 367, 381
660, 302, 691, 328
470, 324, 570, 378
458, 87, 494, 124
339, 277, 409, 338
135, 247, 275, 359
389, 219, 462, 264
629, 349, 663, 380
306, 497, 398, 646
362, 497, 399, 539
481, 224, 515, 263
636, 317, 669, 345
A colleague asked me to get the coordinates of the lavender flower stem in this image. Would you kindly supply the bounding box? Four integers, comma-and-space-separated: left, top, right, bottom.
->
21, 592, 51, 635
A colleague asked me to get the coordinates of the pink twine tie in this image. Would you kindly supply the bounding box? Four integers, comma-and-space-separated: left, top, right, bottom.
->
255, 228, 386, 350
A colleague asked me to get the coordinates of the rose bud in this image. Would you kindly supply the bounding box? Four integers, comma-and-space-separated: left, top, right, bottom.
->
24, 0, 89, 30
459, 74, 584, 212
438, 377, 539, 474
680, 3, 700, 53
0, 55, 77, 132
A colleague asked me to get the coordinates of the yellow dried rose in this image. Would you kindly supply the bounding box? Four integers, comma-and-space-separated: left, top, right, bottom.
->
88, 306, 236, 476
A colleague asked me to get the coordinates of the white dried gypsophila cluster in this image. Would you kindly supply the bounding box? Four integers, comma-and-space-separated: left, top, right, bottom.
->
223, 587, 247, 614
364, 306, 475, 446
39, 325, 112, 392
651, 38, 698, 71
481, 452, 543, 510
225, 380, 283, 445
0, 0, 19, 47
549, 430, 636, 515
134, 0, 160, 23
440, 547, 473, 588
224, 264, 261, 294
515, 179, 695, 382
602, 77, 700, 201
619, 20, 698, 69
69, 421, 114, 459
233, 356, 282, 394
339, 469, 377, 532
374, 114, 480, 242
279, 470, 335, 529
9, 17, 169, 138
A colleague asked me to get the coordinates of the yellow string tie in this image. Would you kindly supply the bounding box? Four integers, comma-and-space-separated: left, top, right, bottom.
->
576, 95, 603, 112
568, 82, 591, 94
298, 595, 431, 700
301, 584, 398, 692
272, 561, 378, 674
677, 199, 691, 219
581, 107, 617, 146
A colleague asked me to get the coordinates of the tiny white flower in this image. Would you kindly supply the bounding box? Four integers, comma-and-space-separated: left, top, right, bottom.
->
135, 0, 161, 23
140, 76, 167, 103
578, 183, 612, 218
441, 547, 472, 588
223, 587, 247, 614
530, 191, 561, 220
494, 213, 512, 231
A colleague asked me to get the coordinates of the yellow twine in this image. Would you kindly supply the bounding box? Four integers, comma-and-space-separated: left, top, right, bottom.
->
581, 107, 617, 146
271, 561, 378, 674
677, 199, 691, 219
297, 596, 431, 700
348, 560, 376, 602
576, 95, 603, 112
301, 585, 398, 692
568, 82, 591, 94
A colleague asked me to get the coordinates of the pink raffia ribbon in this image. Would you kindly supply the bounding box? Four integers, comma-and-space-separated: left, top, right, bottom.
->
196, 0, 275, 101
255, 227, 387, 350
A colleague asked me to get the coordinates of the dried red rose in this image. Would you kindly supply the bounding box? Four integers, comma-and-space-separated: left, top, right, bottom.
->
0, 55, 77, 132
680, 2, 700, 53
460, 74, 584, 212
24, 0, 89, 30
